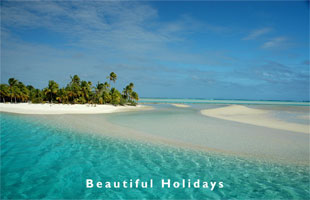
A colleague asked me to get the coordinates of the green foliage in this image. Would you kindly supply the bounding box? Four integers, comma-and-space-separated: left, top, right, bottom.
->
128, 100, 137, 106
0, 73, 139, 106
119, 97, 126, 106
43, 80, 59, 103
33, 89, 44, 103
107, 72, 117, 85
102, 91, 111, 104
110, 88, 121, 105
98, 97, 103, 104
8, 78, 18, 87
0, 84, 9, 103
131, 91, 139, 101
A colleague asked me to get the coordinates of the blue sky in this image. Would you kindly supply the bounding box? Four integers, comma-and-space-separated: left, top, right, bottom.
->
1, 1, 309, 100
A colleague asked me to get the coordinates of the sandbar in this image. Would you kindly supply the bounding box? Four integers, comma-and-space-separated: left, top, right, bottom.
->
201, 105, 309, 134
171, 104, 190, 108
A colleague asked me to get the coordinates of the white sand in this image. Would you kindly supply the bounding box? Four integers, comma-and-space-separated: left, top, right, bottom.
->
0, 103, 152, 115
201, 105, 309, 134
171, 104, 190, 108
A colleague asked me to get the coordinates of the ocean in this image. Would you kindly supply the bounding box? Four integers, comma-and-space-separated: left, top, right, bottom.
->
1, 102, 309, 199
139, 98, 310, 106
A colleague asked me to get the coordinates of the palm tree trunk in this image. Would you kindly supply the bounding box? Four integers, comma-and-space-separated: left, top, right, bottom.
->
10, 96, 12, 103
3, 97, 5, 103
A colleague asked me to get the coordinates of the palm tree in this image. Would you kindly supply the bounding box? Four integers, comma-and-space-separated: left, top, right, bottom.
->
32, 89, 43, 103
81, 81, 92, 103
65, 85, 74, 103
107, 72, 117, 87
71, 75, 81, 85
0, 84, 9, 102
102, 91, 111, 103
8, 78, 18, 87
33, 89, 40, 103
27, 85, 35, 102
103, 82, 110, 91
122, 86, 130, 100
110, 88, 121, 105
8, 78, 18, 103
122, 82, 134, 101
131, 91, 139, 101
44, 80, 59, 103
68, 75, 81, 103
2, 73, 139, 106
17, 82, 29, 102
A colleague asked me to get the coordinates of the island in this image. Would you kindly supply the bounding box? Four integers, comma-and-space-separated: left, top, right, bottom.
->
0, 72, 139, 106
0, 72, 151, 114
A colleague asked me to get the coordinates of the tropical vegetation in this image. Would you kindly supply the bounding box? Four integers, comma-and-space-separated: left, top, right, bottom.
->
0, 72, 139, 106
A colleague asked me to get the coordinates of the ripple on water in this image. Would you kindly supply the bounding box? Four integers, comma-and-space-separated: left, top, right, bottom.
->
1, 113, 309, 199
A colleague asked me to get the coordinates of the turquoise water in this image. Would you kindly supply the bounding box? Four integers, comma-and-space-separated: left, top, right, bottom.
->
106, 104, 309, 164
139, 98, 310, 106
1, 112, 309, 199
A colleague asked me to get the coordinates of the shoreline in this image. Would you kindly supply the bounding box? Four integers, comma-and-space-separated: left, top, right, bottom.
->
0, 103, 152, 115
201, 105, 309, 134
1, 103, 309, 165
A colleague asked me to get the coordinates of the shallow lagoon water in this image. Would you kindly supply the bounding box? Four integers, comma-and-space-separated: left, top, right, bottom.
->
1, 104, 309, 199
106, 104, 309, 164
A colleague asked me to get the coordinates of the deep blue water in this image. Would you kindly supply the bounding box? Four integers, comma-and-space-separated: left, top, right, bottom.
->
1, 113, 309, 199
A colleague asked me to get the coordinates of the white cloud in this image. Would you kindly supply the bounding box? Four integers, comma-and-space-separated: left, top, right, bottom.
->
2, 1, 235, 68
243, 27, 272, 40
2, 1, 239, 88
261, 37, 287, 48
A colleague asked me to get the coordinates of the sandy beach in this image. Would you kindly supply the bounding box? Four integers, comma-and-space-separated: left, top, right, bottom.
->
0, 103, 151, 115
171, 104, 190, 108
201, 105, 309, 134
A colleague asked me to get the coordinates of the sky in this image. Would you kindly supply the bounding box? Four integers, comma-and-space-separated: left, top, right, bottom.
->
1, 1, 309, 101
